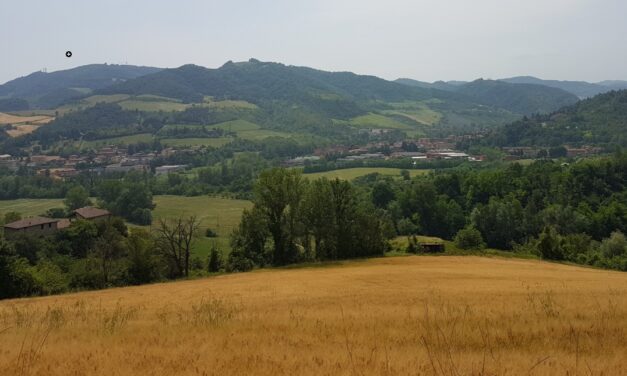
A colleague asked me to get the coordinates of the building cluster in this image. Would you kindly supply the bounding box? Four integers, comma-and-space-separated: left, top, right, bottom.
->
0, 145, 188, 179
2, 206, 112, 239
302, 137, 483, 166
502, 146, 603, 160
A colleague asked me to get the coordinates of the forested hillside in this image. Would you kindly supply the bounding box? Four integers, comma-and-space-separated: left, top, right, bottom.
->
397, 78, 579, 114
490, 89, 627, 147
0, 64, 162, 108
98, 59, 451, 104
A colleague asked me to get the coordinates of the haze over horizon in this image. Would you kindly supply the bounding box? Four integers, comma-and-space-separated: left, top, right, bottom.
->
1, 0, 626, 84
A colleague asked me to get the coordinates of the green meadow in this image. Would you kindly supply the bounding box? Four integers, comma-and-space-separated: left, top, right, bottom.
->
0, 196, 252, 257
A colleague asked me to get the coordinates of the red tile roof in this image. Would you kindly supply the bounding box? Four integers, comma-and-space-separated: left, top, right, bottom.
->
4, 216, 58, 229
73, 207, 111, 219
57, 218, 71, 229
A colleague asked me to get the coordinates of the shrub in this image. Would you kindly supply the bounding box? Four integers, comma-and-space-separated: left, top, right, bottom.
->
599, 231, 627, 258
205, 228, 218, 238
32, 261, 70, 295
45, 207, 67, 218
537, 226, 564, 260
397, 218, 418, 236
454, 226, 485, 250
226, 249, 254, 272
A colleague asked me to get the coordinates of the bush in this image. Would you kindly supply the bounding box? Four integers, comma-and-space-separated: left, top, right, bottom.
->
226, 249, 254, 272
599, 231, 627, 258
130, 208, 152, 225
45, 207, 67, 218
454, 226, 485, 250
205, 228, 218, 238
538, 226, 564, 260
406, 236, 420, 254
32, 261, 70, 295
397, 218, 418, 236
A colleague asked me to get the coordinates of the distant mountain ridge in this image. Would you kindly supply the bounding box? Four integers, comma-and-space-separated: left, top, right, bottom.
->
397, 76, 627, 101
0, 64, 162, 109
500, 76, 627, 99
396, 77, 579, 115
97, 59, 465, 105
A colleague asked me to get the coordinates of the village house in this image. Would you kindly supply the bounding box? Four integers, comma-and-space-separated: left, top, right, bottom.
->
155, 165, 187, 175
0, 154, 21, 170
72, 207, 112, 222
3, 217, 60, 238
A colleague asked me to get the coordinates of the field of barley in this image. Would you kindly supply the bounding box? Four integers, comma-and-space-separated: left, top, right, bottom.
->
0, 256, 626, 375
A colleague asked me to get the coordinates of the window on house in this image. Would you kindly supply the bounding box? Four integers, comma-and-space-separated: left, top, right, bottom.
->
40, 224, 44, 229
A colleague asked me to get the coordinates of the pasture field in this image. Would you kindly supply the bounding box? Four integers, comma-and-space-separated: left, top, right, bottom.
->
344, 113, 412, 130
0, 256, 625, 375
0, 198, 64, 217
146, 195, 252, 256
0, 196, 251, 256
82, 133, 155, 148
385, 101, 443, 126
118, 99, 188, 112
304, 167, 430, 180
200, 98, 258, 110
160, 137, 234, 148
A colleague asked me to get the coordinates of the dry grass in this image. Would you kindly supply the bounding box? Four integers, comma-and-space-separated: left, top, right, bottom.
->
0, 112, 54, 137
6, 124, 42, 137
0, 256, 626, 375
0, 113, 53, 125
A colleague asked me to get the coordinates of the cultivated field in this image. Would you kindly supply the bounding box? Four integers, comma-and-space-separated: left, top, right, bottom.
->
0, 112, 54, 137
304, 167, 430, 180
0, 256, 625, 375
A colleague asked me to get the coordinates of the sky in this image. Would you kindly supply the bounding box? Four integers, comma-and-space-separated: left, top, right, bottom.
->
1, 0, 626, 84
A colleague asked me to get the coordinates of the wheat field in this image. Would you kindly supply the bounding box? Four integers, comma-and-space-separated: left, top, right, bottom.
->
0, 256, 626, 375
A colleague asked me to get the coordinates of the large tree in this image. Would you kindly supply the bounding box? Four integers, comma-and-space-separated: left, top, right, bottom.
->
64, 186, 92, 211
253, 168, 306, 265
154, 216, 200, 277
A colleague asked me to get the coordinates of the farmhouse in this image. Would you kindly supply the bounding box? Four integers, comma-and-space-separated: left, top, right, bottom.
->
73, 207, 112, 221
155, 165, 187, 175
3, 216, 59, 238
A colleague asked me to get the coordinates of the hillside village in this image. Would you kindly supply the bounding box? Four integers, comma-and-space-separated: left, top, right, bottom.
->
0, 134, 605, 179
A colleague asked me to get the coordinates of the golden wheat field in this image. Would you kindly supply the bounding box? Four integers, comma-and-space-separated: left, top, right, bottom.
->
1, 256, 626, 376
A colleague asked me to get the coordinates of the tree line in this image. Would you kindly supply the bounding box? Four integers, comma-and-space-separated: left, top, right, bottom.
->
227, 168, 389, 270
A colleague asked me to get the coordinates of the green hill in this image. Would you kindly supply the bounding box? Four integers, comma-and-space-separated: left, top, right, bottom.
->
0, 64, 162, 109
491, 89, 627, 147
396, 77, 579, 115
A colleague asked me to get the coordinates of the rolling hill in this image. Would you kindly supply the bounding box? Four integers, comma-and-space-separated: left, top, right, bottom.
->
0, 64, 162, 109
0, 60, 527, 150
396, 77, 579, 115
99, 59, 437, 103
491, 89, 627, 146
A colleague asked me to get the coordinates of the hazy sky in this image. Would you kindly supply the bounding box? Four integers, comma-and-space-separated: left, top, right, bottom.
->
1, 0, 626, 84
